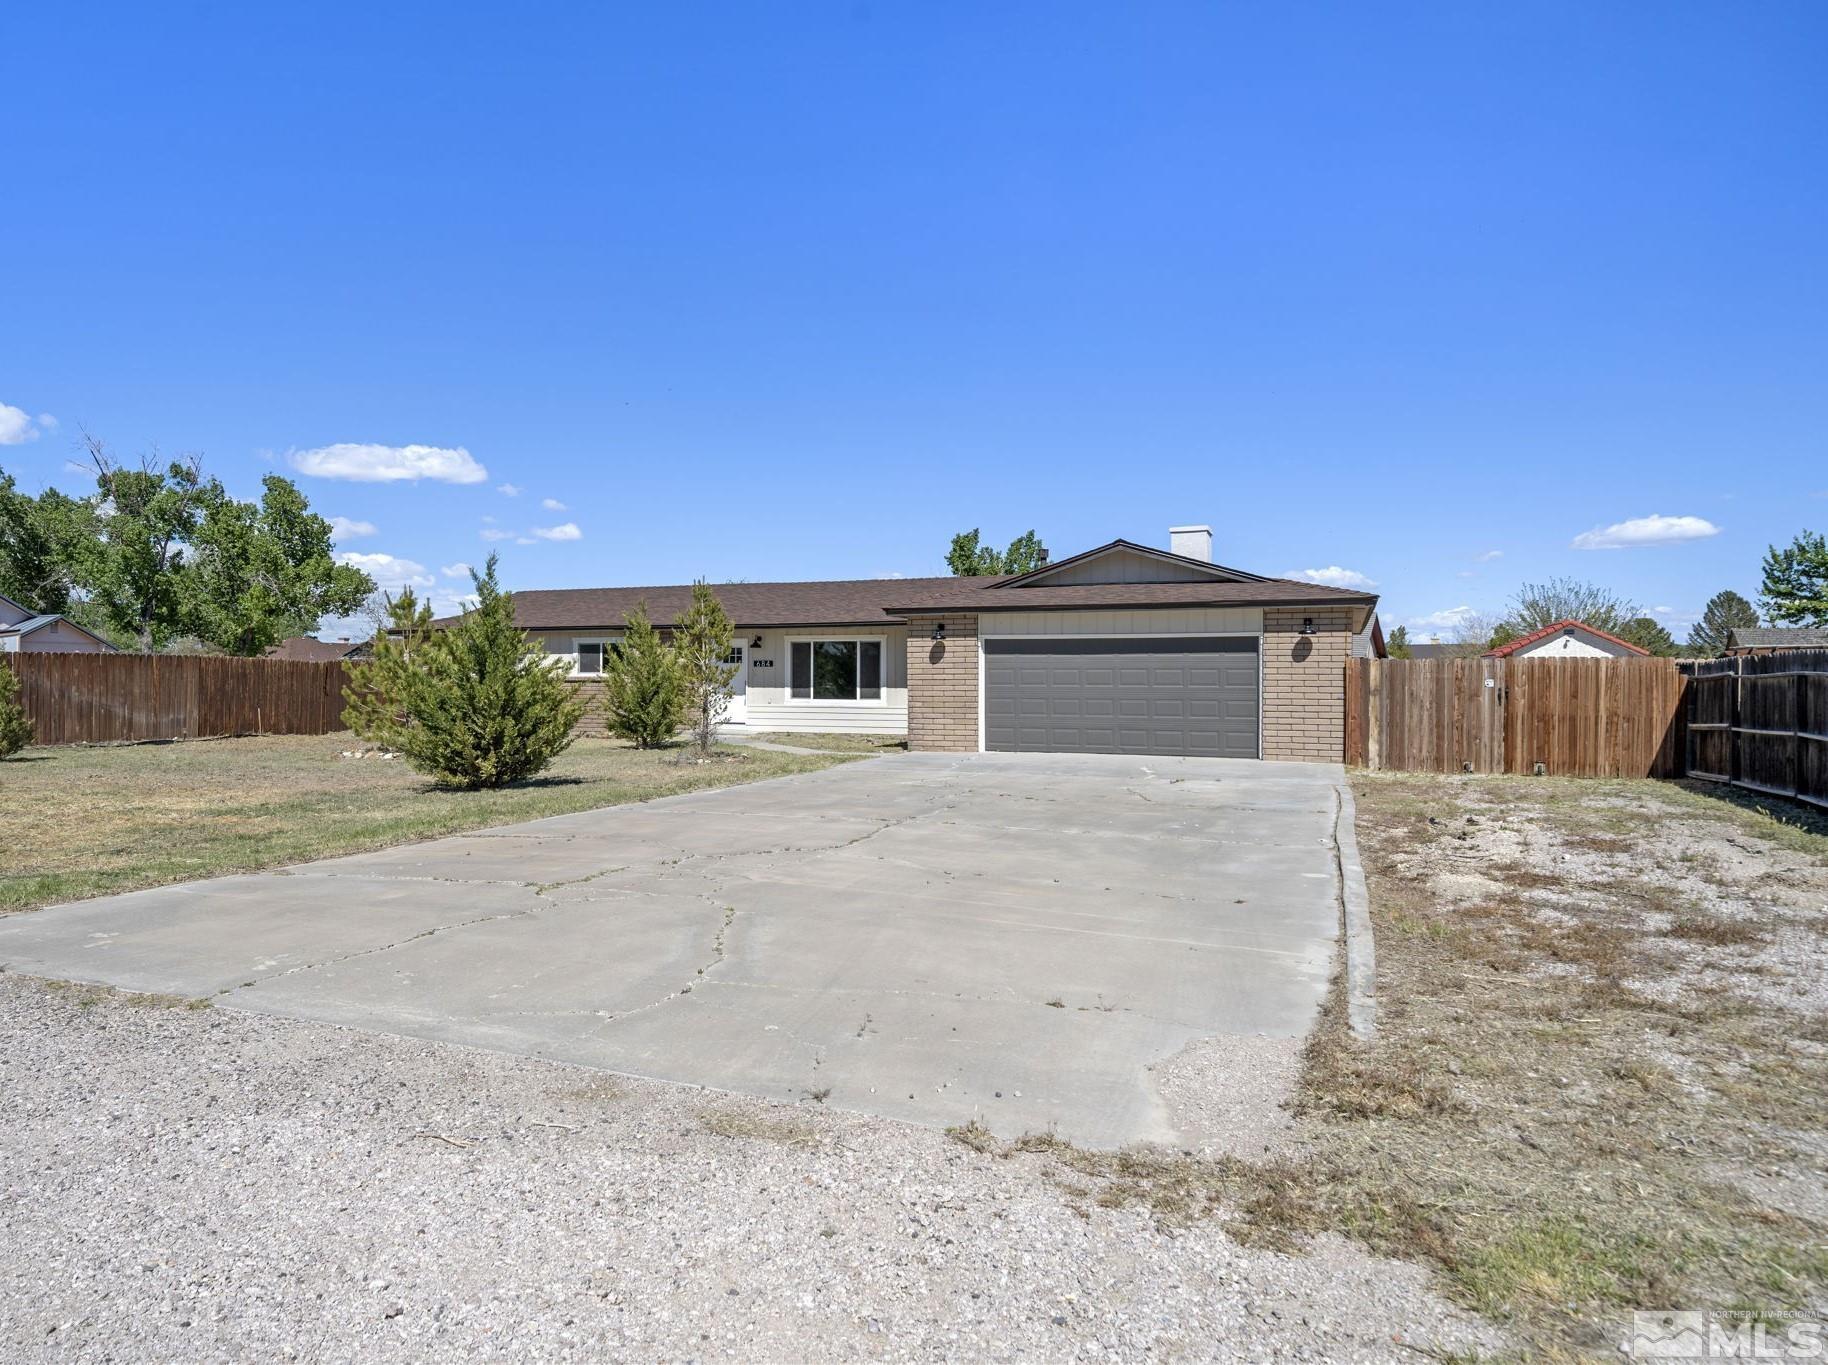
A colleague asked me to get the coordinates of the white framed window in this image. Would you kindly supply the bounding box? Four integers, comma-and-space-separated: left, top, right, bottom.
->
573, 638, 610, 676
787, 636, 884, 703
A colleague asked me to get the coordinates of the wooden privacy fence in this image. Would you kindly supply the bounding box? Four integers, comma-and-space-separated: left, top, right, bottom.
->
1683, 650, 1828, 810
1345, 657, 1689, 778
6, 653, 352, 745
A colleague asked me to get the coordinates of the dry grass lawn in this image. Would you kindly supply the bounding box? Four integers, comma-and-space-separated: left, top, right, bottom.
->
954, 774, 1828, 1359
0, 734, 853, 913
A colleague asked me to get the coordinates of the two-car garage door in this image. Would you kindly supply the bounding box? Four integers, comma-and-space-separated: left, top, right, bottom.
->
983, 637, 1260, 759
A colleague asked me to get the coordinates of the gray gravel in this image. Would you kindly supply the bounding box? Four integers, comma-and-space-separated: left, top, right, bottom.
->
0, 972, 1501, 1363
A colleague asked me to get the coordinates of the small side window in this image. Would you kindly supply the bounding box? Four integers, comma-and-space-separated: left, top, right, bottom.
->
576, 642, 605, 676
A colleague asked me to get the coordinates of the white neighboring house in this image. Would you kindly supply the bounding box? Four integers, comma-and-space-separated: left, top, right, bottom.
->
0, 592, 116, 654
1484, 618, 1649, 660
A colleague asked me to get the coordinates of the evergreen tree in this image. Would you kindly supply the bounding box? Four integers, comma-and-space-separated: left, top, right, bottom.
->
1384, 624, 1412, 659
674, 580, 738, 755
1760, 530, 1828, 628
1686, 590, 1760, 656
375, 556, 582, 788
342, 588, 434, 750
1617, 616, 1679, 657
0, 658, 33, 759
602, 604, 682, 749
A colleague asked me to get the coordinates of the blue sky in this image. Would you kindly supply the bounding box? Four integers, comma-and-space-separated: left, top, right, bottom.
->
2, 2, 1823, 640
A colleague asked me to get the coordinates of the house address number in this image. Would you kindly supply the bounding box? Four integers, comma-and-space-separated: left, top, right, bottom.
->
752, 658, 775, 668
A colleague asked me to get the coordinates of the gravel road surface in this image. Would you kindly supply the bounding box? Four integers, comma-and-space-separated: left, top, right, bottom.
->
0, 973, 1501, 1363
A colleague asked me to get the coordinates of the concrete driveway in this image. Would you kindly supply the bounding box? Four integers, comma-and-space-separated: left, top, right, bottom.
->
0, 752, 1347, 1148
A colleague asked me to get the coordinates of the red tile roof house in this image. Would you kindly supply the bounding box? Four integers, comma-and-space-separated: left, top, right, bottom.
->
1483, 619, 1650, 660
447, 527, 1378, 762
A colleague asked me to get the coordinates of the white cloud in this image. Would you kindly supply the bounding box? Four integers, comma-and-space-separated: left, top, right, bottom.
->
290, 442, 487, 484
432, 591, 481, 616
440, 562, 473, 578
1571, 513, 1721, 550
515, 536, 538, 546
1475, 549, 1503, 562
336, 551, 434, 591
541, 497, 567, 511
532, 522, 582, 542
328, 516, 377, 542
480, 528, 514, 542
497, 483, 521, 497
1287, 565, 1376, 589
1408, 605, 1477, 630
0, 403, 55, 445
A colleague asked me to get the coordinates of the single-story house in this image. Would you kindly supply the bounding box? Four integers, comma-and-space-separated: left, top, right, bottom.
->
0, 592, 116, 655
445, 526, 1377, 761
1484, 619, 1648, 660
267, 635, 372, 663
1725, 626, 1828, 656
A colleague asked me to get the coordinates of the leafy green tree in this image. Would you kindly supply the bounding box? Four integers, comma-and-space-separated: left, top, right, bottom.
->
944, 528, 1048, 577
189, 475, 373, 655
1685, 590, 1760, 657
374, 556, 583, 788
674, 580, 738, 755
1617, 616, 1679, 656
0, 471, 83, 613
1760, 530, 1828, 628
74, 444, 218, 651
602, 604, 682, 749
0, 659, 33, 759
1001, 530, 1048, 575
1384, 624, 1412, 659
1503, 577, 1639, 638
342, 588, 434, 750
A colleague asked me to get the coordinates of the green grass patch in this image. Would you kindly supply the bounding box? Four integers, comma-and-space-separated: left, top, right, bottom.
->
1, 734, 854, 912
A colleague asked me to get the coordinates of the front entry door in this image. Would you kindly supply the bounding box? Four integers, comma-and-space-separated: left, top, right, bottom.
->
723, 644, 748, 723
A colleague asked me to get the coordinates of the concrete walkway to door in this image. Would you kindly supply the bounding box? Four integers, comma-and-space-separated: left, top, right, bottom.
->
0, 752, 1350, 1149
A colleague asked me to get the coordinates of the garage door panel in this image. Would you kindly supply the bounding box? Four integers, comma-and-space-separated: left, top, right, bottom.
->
984, 637, 1259, 758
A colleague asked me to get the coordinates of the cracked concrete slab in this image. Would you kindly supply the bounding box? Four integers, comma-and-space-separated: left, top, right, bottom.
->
0, 752, 1350, 1149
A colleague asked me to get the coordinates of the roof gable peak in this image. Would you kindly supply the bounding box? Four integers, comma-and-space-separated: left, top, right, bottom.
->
992, 539, 1269, 589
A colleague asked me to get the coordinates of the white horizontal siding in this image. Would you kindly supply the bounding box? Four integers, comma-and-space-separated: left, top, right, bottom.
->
740, 627, 909, 735
978, 606, 1262, 636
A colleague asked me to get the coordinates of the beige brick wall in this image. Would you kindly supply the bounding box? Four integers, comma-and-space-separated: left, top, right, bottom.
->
905, 614, 979, 752
1262, 606, 1354, 762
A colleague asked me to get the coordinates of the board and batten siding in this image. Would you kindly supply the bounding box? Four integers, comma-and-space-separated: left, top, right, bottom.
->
1026, 548, 1219, 587
742, 626, 910, 733
977, 606, 1263, 637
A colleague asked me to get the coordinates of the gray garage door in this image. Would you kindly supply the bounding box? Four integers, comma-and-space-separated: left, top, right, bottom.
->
983, 637, 1259, 758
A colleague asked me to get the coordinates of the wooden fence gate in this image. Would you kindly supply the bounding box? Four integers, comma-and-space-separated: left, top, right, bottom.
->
1345, 657, 1688, 779
1683, 650, 1828, 809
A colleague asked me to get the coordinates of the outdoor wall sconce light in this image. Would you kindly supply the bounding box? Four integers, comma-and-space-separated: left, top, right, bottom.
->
750, 635, 763, 649
931, 621, 947, 642
1298, 616, 1316, 635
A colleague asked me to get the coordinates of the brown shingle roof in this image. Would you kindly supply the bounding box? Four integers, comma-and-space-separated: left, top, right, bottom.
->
444, 576, 1008, 631
884, 578, 1376, 614
457, 573, 1375, 631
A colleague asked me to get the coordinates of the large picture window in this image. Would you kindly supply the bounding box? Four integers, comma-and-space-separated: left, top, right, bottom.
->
789, 638, 883, 702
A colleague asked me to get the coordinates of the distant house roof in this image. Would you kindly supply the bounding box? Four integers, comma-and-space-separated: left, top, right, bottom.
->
266, 636, 368, 662
0, 613, 116, 650
1484, 618, 1649, 658
1727, 627, 1828, 651
1407, 643, 1458, 660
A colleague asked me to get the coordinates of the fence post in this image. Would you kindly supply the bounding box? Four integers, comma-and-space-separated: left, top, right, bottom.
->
1731, 655, 1744, 785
